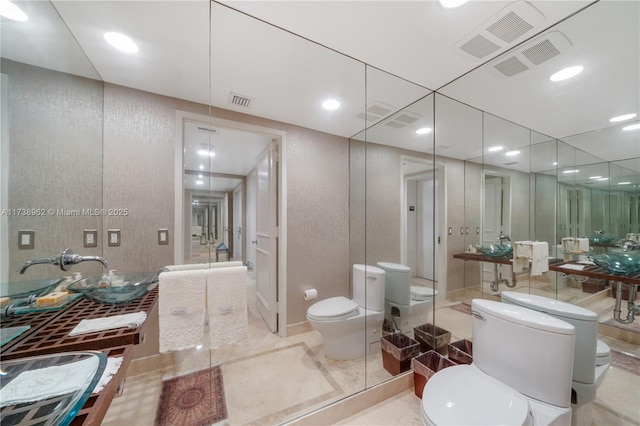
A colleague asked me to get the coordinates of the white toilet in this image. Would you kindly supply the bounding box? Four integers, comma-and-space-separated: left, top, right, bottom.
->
306, 264, 385, 360
421, 299, 576, 426
377, 262, 437, 333
501, 291, 611, 426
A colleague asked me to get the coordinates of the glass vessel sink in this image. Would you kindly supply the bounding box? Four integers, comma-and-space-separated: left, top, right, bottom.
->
589, 252, 640, 275
475, 244, 513, 258
587, 235, 621, 247
0, 351, 106, 426
67, 272, 159, 305
0, 278, 65, 300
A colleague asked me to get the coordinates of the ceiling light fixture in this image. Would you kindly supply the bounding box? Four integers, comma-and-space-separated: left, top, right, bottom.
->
505, 150, 520, 156
104, 31, 139, 53
322, 99, 340, 110
439, 0, 469, 8
563, 169, 579, 174
553, 162, 558, 166
589, 176, 602, 179
488, 146, 504, 152
196, 180, 204, 185
622, 123, 640, 131
0, 0, 28, 22
199, 165, 204, 170
416, 127, 432, 135
549, 65, 583, 82
618, 181, 631, 185
597, 177, 609, 181
197, 149, 215, 157
609, 113, 637, 123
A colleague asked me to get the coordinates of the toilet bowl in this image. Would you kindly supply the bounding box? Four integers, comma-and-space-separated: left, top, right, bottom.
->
500, 291, 611, 425
306, 264, 385, 360
422, 299, 575, 426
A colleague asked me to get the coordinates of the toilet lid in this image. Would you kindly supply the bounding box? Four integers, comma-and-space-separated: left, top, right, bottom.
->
422, 365, 530, 426
411, 286, 438, 301
307, 297, 359, 322
596, 339, 612, 366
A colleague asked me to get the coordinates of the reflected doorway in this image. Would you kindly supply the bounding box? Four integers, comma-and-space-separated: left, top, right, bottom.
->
482, 173, 511, 289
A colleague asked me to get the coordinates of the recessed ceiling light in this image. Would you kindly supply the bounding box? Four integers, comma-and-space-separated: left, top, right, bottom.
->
610, 113, 637, 123
104, 31, 139, 53
597, 177, 609, 181
618, 181, 632, 185
416, 127, 432, 135
197, 149, 215, 157
196, 180, 204, 185
589, 176, 602, 180
322, 99, 340, 110
198, 174, 203, 178
199, 165, 204, 170
622, 123, 640, 131
0, 0, 28, 21
549, 65, 583, 82
505, 150, 520, 156
488, 146, 504, 152
552, 162, 558, 166
563, 169, 579, 174
439, 0, 469, 8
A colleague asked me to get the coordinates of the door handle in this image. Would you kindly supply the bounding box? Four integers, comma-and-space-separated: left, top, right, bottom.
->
251, 240, 257, 244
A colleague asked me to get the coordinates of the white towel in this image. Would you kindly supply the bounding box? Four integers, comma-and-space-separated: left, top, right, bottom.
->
69, 312, 147, 336
92, 356, 123, 394
159, 269, 207, 353
512, 241, 532, 273
530, 241, 549, 276
0, 356, 101, 407
206, 266, 248, 349
576, 238, 590, 252
561, 264, 586, 271
561, 238, 575, 261
164, 263, 207, 272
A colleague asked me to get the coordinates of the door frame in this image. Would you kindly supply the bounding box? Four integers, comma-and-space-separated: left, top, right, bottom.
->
400, 155, 447, 298
174, 110, 288, 336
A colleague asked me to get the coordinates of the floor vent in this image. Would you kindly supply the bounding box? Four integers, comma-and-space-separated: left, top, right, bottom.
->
454, 0, 546, 60
228, 92, 254, 108
490, 31, 572, 78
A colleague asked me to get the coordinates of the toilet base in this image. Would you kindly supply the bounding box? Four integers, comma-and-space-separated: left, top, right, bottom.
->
384, 299, 434, 334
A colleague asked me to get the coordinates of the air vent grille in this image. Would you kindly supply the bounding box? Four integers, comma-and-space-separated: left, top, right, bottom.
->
522, 38, 561, 65
486, 11, 533, 43
384, 111, 422, 128
494, 56, 529, 77
459, 34, 501, 59
228, 92, 254, 108
354, 101, 395, 122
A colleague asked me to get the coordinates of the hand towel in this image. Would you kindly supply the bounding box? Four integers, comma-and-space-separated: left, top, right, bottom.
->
69, 312, 147, 336
561, 238, 575, 261
206, 266, 248, 349
512, 241, 532, 273
560, 264, 586, 271
164, 263, 208, 272
576, 238, 590, 261
159, 269, 207, 353
530, 241, 549, 276
92, 356, 123, 394
0, 356, 101, 407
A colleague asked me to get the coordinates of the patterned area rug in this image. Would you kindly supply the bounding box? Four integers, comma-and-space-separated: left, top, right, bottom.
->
610, 350, 640, 376
449, 302, 472, 315
155, 366, 227, 426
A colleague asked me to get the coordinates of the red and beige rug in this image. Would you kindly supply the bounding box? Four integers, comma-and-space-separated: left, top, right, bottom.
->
155, 366, 227, 426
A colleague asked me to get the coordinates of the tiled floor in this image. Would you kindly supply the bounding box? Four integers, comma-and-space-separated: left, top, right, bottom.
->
103, 277, 640, 426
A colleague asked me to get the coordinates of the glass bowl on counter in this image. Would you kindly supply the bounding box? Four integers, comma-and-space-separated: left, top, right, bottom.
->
67, 272, 159, 305
589, 252, 640, 275
475, 244, 513, 258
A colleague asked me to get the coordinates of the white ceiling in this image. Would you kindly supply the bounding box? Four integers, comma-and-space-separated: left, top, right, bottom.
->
3, 0, 639, 192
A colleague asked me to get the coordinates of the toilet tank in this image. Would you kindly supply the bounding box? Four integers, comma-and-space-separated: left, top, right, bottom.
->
376, 262, 410, 305
472, 299, 575, 408
501, 291, 598, 384
353, 264, 385, 312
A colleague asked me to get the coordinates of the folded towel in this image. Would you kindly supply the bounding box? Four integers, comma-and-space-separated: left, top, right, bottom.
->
92, 356, 123, 394
561, 238, 575, 261
164, 263, 208, 272
206, 266, 248, 349
513, 257, 529, 273
0, 356, 101, 407
159, 269, 207, 353
530, 241, 549, 276
513, 241, 532, 259
69, 312, 147, 336
560, 264, 585, 271
578, 260, 595, 265
576, 238, 590, 252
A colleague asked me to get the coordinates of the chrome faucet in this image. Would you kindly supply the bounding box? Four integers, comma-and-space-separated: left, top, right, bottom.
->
621, 240, 640, 252
17, 248, 110, 274
496, 232, 511, 244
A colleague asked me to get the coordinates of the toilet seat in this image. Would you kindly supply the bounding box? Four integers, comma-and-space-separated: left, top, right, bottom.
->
421, 365, 532, 426
410, 285, 438, 301
307, 296, 359, 322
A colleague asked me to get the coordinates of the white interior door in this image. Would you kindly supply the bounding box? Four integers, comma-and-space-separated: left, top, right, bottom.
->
255, 142, 278, 332
246, 169, 257, 277
222, 193, 229, 247
233, 184, 243, 261
416, 177, 436, 280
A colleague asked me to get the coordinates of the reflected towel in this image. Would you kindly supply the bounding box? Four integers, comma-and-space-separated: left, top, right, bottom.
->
512, 241, 532, 273
69, 312, 147, 336
164, 263, 208, 272
576, 238, 590, 261
92, 356, 123, 394
530, 241, 549, 276
206, 266, 248, 349
562, 238, 575, 261
0, 357, 100, 407
159, 269, 206, 353
561, 264, 586, 271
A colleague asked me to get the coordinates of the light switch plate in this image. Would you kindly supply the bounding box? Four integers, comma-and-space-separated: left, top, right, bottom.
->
158, 229, 169, 245
108, 229, 121, 247
18, 230, 35, 250
84, 229, 97, 248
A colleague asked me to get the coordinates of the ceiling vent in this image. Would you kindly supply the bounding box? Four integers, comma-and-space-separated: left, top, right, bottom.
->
490, 31, 572, 78
384, 111, 422, 128
228, 92, 254, 108
355, 101, 395, 122
454, 1, 546, 60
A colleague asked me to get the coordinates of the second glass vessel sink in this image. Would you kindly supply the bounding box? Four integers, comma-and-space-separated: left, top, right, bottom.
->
475, 244, 513, 258
67, 272, 159, 305
589, 252, 640, 275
